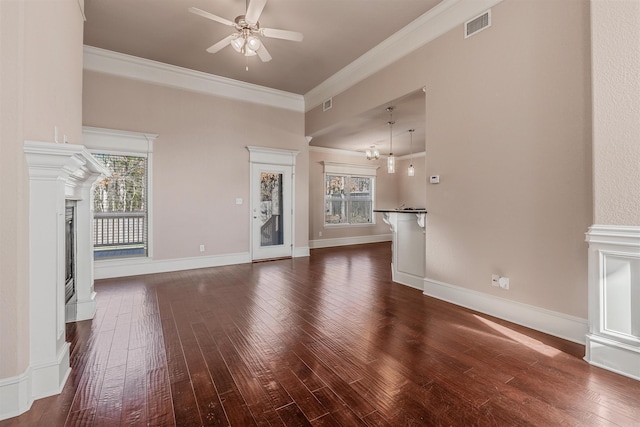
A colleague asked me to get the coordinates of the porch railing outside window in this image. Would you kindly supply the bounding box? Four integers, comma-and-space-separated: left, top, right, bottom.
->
93, 212, 146, 258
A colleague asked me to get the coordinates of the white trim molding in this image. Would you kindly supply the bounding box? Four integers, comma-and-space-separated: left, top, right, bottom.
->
247, 146, 299, 166
423, 277, 588, 345
323, 161, 379, 177
83, 46, 304, 113
94, 252, 252, 279
83, 126, 157, 155
294, 246, 311, 258
0, 369, 31, 421
94, 247, 311, 279
83, 126, 157, 261
310, 234, 392, 249
585, 225, 640, 381
304, 0, 505, 110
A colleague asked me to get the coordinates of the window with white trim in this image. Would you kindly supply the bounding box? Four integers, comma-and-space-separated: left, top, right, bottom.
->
83, 127, 157, 260
323, 162, 377, 226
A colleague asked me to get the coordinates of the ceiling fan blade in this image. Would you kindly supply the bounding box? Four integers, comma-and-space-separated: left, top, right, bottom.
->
206, 34, 236, 54
256, 43, 272, 62
261, 27, 304, 42
245, 0, 267, 24
188, 7, 234, 26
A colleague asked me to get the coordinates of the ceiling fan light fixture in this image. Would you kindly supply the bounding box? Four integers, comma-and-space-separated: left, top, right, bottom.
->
247, 36, 261, 51
189, 0, 303, 66
231, 36, 244, 52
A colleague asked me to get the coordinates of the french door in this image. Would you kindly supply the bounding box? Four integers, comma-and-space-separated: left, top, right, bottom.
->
251, 162, 293, 260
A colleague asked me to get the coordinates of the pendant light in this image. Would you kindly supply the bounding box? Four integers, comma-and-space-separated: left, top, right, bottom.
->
408, 129, 415, 177
386, 107, 395, 173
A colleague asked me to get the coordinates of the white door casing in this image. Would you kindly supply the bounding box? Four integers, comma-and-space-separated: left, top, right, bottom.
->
247, 146, 298, 260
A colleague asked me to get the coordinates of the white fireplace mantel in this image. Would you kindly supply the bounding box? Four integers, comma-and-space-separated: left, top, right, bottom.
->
22, 141, 108, 408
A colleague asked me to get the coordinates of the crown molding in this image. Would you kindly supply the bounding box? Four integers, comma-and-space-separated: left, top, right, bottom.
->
304, 0, 504, 111
83, 45, 305, 113
309, 146, 368, 157
309, 145, 426, 160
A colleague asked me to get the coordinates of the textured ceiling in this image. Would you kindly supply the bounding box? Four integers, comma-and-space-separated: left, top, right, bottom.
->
83, 0, 441, 95
83, 0, 440, 154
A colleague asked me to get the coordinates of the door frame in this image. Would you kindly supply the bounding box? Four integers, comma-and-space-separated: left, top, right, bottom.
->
247, 146, 299, 261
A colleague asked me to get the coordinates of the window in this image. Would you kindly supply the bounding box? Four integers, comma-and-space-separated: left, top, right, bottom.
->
323, 162, 377, 226
83, 126, 157, 260
92, 154, 148, 259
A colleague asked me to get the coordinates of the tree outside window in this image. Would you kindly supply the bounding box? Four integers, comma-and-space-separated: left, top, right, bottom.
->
325, 174, 374, 225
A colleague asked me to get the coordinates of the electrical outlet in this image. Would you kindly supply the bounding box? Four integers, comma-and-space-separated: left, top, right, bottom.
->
498, 277, 510, 290
319, 231, 322, 237
491, 274, 500, 287
199, 244, 205, 252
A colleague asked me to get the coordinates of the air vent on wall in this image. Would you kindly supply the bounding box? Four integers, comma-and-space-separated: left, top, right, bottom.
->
323, 98, 332, 112
465, 10, 491, 39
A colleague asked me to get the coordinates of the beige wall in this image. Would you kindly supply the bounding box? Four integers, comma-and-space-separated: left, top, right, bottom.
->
306, 0, 592, 318
83, 71, 308, 259
591, 0, 640, 226
0, 0, 84, 378
396, 156, 427, 209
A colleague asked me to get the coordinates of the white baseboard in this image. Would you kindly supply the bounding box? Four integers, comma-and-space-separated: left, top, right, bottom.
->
585, 334, 640, 381
0, 369, 32, 421
309, 234, 392, 249
1, 344, 71, 421
423, 277, 588, 345
31, 343, 71, 400
94, 252, 252, 279
393, 269, 424, 290
66, 292, 97, 322
294, 246, 310, 258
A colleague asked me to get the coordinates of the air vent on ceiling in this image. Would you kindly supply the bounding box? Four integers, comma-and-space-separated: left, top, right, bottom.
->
323, 98, 332, 112
465, 10, 491, 39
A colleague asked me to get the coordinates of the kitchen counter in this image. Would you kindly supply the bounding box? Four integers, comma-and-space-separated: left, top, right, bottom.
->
374, 209, 426, 290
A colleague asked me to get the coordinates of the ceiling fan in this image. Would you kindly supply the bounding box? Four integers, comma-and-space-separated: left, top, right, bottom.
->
188, 0, 304, 64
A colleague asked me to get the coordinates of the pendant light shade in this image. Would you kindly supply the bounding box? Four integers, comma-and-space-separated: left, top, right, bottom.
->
408, 129, 415, 177
387, 155, 395, 174
386, 107, 395, 174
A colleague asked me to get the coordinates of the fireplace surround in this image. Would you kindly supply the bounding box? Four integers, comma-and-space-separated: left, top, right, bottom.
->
20, 141, 108, 410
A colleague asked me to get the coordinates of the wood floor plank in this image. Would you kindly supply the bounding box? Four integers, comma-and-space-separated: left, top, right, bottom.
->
4, 243, 640, 427
145, 366, 174, 427
120, 346, 147, 427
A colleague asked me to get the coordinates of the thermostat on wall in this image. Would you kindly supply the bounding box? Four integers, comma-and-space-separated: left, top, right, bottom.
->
429, 175, 440, 184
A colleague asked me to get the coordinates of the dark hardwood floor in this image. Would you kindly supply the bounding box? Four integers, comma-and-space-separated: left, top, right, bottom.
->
3, 242, 640, 426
